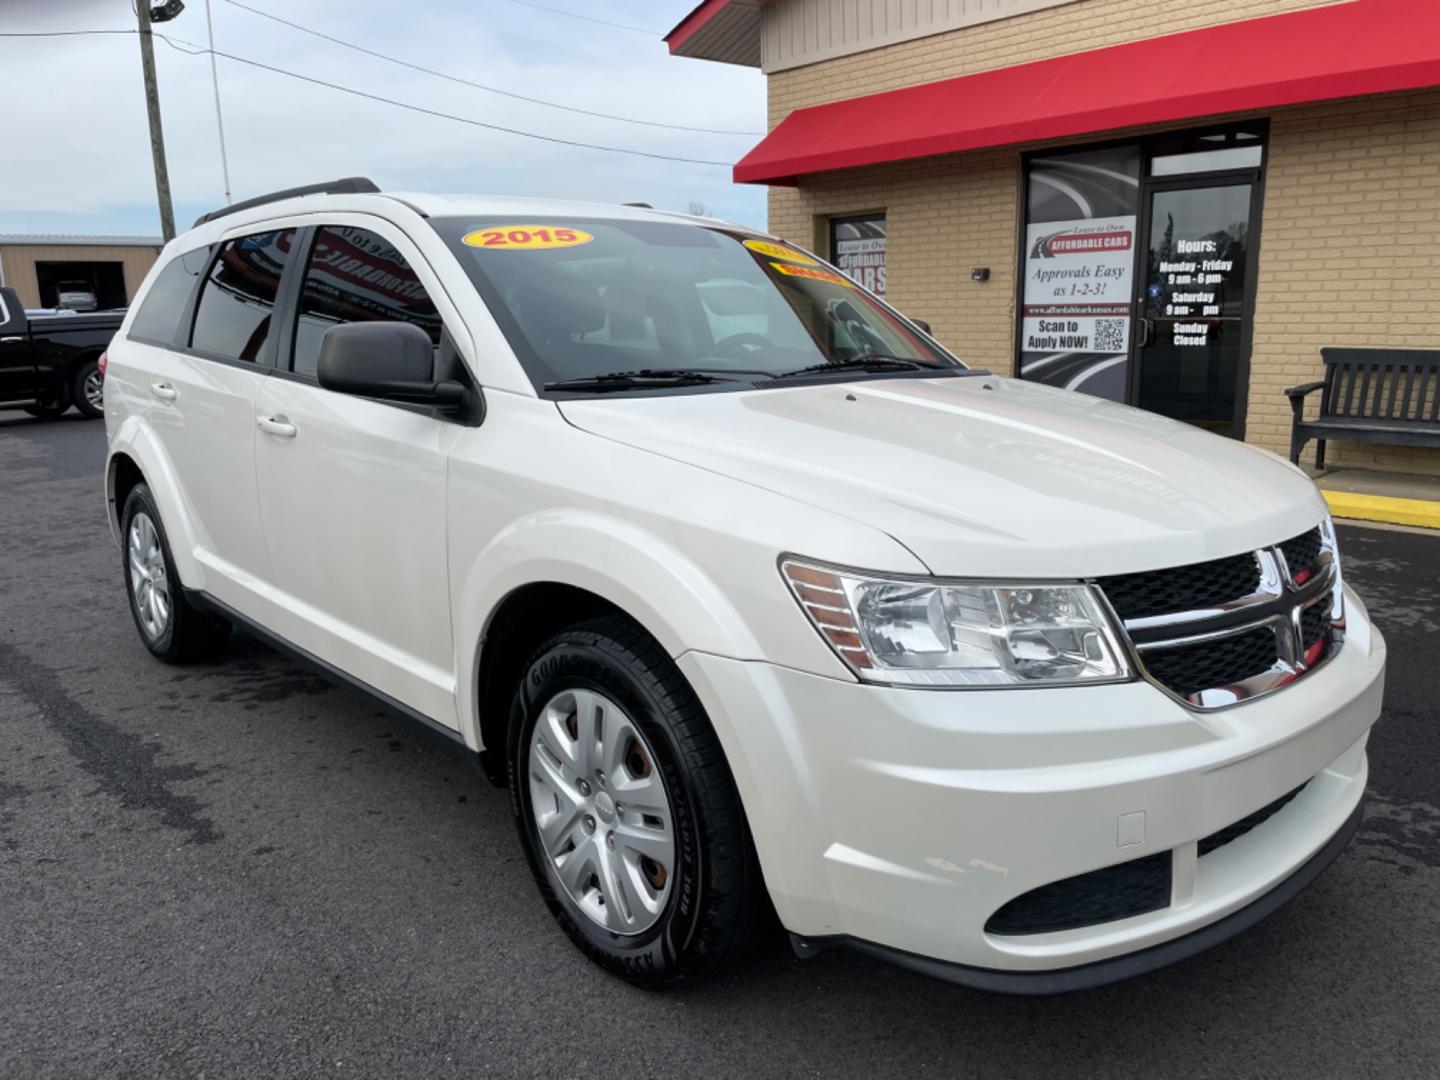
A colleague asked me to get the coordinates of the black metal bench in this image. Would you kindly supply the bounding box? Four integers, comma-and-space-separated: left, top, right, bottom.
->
1287, 348, 1440, 468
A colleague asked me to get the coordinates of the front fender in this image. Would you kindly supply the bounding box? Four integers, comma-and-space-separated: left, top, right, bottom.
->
454, 509, 776, 751
106, 414, 205, 589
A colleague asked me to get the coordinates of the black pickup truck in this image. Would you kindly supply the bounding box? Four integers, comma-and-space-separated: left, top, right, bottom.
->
1, 285, 122, 420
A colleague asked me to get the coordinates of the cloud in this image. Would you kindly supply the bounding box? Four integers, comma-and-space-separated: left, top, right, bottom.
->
0, 0, 768, 234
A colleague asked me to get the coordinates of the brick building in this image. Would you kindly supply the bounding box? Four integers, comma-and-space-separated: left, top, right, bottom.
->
666, 0, 1440, 476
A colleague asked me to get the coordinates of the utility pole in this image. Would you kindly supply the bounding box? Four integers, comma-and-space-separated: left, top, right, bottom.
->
135, 2, 179, 242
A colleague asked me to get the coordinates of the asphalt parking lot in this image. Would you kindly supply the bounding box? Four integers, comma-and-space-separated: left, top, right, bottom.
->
2, 414, 1438, 1080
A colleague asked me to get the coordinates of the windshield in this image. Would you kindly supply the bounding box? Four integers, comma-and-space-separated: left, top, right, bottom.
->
433, 217, 964, 393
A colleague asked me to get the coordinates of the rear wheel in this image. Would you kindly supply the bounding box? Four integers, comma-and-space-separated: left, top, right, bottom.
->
508, 616, 763, 986
120, 483, 231, 663
72, 358, 104, 419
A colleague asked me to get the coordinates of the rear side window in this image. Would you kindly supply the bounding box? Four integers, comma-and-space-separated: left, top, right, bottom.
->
128, 246, 208, 345
190, 229, 296, 363
291, 226, 442, 377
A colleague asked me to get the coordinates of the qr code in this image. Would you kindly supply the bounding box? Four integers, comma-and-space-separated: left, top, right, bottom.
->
1093, 318, 1126, 353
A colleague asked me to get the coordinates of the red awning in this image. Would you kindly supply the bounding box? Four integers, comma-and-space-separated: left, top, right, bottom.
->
736, 0, 1440, 185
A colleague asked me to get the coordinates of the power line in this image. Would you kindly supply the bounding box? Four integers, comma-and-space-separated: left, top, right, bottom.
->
156, 35, 735, 166
503, 0, 660, 35
0, 29, 136, 39
221, 0, 759, 136
1, 27, 736, 166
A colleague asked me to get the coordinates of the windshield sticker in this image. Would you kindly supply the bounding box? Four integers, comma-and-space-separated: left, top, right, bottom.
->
770, 262, 855, 288
462, 226, 594, 251
744, 238, 817, 265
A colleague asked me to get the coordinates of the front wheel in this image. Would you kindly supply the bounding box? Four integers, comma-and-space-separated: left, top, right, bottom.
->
508, 616, 763, 986
72, 358, 104, 419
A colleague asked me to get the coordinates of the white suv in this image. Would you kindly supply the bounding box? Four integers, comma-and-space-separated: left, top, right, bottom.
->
104, 179, 1385, 992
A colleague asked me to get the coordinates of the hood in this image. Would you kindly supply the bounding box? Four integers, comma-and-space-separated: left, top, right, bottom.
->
558, 375, 1329, 579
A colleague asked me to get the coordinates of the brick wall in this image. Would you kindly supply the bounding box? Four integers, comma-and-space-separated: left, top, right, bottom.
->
1249, 90, 1440, 474
766, 0, 1344, 125
760, 0, 1440, 476
767, 150, 1020, 374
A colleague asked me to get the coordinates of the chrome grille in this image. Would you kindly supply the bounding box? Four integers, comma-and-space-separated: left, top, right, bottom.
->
1142, 625, 1279, 700
1279, 527, 1324, 584
1098, 520, 1345, 709
1098, 552, 1262, 622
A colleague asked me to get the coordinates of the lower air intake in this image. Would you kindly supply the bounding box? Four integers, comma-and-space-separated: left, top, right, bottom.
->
985, 852, 1172, 937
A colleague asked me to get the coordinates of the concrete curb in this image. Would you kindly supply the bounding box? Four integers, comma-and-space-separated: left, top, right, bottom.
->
1322, 490, 1440, 531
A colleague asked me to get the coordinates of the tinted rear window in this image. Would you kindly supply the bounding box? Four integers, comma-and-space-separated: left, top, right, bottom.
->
128, 247, 209, 345
190, 230, 296, 363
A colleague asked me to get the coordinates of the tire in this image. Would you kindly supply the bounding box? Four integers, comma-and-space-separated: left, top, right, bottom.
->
120, 483, 231, 663
72, 358, 104, 419
23, 400, 69, 419
508, 616, 763, 987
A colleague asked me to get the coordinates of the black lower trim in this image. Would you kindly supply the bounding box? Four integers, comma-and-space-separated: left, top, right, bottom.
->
792, 796, 1364, 996
187, 589, 475, 762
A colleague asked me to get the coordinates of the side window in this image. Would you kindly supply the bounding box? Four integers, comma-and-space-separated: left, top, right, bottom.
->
189, 229, 296, 363
128, 246, 209, 345
291, 226, 441, 378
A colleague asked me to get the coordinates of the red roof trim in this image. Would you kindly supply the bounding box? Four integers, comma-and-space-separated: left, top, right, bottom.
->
665, 0, 734, 52
736, 0, 1440, 185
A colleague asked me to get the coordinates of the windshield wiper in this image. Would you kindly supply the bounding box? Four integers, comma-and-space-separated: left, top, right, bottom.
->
544, 369, 745, 392
774, 355, 946, 379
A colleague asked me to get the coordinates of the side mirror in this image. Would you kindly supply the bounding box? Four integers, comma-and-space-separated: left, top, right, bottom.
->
317, 321, 467, 410
911, 319, 932, 336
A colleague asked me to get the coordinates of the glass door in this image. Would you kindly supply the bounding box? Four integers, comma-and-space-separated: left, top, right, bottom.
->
1132, 181, 1257, 437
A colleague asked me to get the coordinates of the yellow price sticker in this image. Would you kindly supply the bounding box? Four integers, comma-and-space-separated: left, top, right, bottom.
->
744, 238, 817, 265
769, 261, 855, 287
462, 225, 594, 251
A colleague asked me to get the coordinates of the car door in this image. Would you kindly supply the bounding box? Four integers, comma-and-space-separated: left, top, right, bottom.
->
0, 287, 37, 399
133, 228, 301, 607
252, 219, 463, 728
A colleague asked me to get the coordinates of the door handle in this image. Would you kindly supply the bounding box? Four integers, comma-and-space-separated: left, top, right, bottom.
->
0, 336, 23, 344
257, 416, 297, 439
1135, 318, 1153, 348
150, 382, 177, 402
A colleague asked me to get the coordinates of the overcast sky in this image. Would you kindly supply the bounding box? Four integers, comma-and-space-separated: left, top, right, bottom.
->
0, 0, 766, 238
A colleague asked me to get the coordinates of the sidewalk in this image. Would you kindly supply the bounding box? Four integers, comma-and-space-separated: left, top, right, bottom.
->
1305, 467, 1440, 530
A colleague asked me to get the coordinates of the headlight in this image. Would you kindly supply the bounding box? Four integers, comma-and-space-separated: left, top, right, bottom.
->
781, 559, 1131, 688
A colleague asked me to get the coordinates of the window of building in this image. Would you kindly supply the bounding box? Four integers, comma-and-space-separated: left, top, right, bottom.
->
129, 246, 209, 346
190, 230, 296, 363
291, 227, 442, 378
1150, 128, 1266, 177
1018, 123, 1268, 437
830, 214, 887, 297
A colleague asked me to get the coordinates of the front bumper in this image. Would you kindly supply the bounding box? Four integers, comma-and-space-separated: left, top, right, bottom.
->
677, 585, 1385, 984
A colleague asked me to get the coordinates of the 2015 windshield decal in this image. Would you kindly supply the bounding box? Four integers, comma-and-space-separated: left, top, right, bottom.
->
462, 226, 594, 251
769, 261, 854, 287
744, 238, 817, 265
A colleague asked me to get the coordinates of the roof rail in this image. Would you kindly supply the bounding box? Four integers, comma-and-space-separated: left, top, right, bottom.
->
192, 177, 381, 229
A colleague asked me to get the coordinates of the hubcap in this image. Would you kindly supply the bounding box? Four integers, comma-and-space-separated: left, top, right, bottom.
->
83, 370, 104, 410
528, 688, 675, 936
127, 512, 170, 639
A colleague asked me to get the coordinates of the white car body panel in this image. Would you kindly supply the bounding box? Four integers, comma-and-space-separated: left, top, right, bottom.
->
102, 190, 1386, 987
559, 376, 1330, 578
678, 586, 1382, 965
253, 374, 462, 727
105, 339, 272, 600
